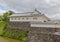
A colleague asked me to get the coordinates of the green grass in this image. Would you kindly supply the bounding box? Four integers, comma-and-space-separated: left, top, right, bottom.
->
0, 36, 23, 42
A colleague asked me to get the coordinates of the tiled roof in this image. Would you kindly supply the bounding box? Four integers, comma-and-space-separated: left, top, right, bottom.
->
10, 13, 32, 17
9, 9, 42, 17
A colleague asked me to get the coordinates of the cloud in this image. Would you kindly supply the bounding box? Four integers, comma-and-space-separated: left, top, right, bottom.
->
0, 0, 60, 19
0, 9, 6, 15
50, 13, 60, 20
0, 0, 7, 7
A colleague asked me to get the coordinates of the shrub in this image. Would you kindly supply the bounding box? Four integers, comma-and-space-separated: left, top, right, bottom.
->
1, 28, 29, 41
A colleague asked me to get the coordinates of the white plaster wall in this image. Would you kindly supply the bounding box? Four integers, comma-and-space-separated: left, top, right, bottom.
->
10, 16, 48, 22
30, 23, 60, 28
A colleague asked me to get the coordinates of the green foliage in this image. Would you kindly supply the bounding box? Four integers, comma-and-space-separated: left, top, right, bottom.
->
0, 16, 2, 21
0, 21, 7, 35
2, 10, 14, 22
0, 10, 14, 35
2, 28, 28, 41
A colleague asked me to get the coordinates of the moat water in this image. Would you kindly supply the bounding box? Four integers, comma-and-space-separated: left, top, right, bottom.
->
0, 36, 23, 42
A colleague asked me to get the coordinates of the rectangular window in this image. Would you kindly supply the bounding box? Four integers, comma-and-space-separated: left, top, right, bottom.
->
18, 18, 20, 20
22, 18, 24, 20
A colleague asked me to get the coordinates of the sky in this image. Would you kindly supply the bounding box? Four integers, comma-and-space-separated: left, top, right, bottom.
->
0, 0, 60, 20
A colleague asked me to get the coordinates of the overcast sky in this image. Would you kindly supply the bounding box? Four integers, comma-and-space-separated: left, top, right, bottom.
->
0, 0, 60, 20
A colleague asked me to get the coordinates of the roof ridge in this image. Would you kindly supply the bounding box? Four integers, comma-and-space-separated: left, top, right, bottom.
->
13, 11, 34, 14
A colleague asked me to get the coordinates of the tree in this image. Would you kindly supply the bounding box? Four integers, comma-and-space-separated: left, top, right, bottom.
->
0, 10, 14, 35
2, 10, 15, 28
2, 10, 14, 22
0, 16, 3, 21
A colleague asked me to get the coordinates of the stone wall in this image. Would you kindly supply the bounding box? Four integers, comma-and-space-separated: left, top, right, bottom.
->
8, 22, 60, 42
26, 27, 55, 42
53, 35, 60, 42
8, 22, 30, 30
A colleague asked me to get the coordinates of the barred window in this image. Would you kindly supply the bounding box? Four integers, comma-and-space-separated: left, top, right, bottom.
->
18, 18, 20, 20
22, 18, 24, 20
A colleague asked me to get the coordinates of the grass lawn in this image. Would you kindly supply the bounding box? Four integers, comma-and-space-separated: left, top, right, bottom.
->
0, 36, 23, 42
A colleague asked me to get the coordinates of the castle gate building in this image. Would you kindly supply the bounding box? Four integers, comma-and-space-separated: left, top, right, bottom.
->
8, 9, 60, 42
